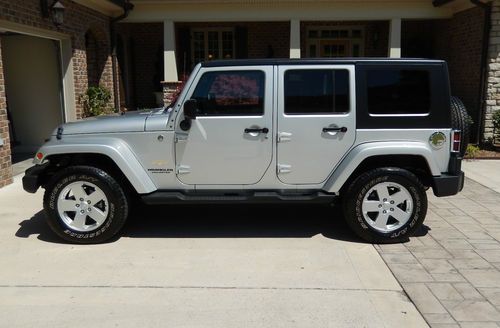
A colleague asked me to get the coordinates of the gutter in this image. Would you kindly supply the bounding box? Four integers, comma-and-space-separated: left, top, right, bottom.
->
110, 0, 134, 112
471, 0, 492, 144
433, 0, 455, 6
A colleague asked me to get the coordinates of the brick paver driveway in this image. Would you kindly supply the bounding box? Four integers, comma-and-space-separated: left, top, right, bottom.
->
377, 178, 500, 327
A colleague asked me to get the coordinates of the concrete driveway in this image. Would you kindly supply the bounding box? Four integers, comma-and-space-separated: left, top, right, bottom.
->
0, 175, 427, 327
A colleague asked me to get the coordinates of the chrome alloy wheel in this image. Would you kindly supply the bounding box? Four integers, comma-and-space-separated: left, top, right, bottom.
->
57, 181, 109, 232
361, 182, 413, 233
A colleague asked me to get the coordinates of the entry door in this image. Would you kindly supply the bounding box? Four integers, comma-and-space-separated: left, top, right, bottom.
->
175, 67, 273, 185
277, 66, 356, 185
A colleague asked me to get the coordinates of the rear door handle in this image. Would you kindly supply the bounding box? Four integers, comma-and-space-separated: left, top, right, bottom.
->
322, 127, 348, 133
245, 127, 269, 134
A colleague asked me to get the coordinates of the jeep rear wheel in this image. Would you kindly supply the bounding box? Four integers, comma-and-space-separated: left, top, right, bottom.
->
43, 166, 129, 244
343, 168, 427, 243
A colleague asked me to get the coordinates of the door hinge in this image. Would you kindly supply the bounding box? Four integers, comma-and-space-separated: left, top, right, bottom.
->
277, 164, 292, 174
175, 134, 188, 143
177, 165, 191, 175
277, 132, 292, 143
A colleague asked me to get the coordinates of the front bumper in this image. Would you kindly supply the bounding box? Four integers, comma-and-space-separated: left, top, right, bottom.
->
22, 163, 49, 194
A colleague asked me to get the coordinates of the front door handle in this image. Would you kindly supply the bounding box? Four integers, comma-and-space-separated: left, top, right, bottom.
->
322, 126, 348, 133
245, 127, 269, 134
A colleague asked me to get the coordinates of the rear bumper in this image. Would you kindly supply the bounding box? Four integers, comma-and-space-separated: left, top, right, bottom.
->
22, 163, 49, 194
432, 171, 465, 197
431, 153, 464, 197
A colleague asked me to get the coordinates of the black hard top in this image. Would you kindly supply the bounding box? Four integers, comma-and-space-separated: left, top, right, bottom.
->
200, 58, 446, 67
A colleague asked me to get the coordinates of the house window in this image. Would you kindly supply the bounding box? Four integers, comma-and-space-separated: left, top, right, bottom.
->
191, 28, 235, 65
307, 27, 364, 58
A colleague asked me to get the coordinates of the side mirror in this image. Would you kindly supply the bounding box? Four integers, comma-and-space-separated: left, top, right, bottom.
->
183, 99, 197, 120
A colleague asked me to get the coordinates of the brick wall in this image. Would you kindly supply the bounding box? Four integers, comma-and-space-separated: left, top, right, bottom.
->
0, 37, 12, 188
403, 7, 485, 142
246, 22, 290, 58
487, 1, 500, 142
0, 0, 115, 119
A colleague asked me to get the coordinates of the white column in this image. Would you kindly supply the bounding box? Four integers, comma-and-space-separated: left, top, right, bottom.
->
290, 19, 301, 59
388, 18, 402, 58
164, 20, 178, 82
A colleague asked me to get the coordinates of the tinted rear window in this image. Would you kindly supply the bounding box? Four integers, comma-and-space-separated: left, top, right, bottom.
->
366, 70, 430, 115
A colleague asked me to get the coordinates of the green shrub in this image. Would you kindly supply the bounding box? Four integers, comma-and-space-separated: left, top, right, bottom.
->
80, 86, 112, 117
492, 110, 500, 145
493, 110, 500, 130
465, 144, 480, 159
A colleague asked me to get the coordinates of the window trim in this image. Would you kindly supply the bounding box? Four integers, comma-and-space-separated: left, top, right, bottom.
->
190, 69, 266, 117
283, 68, 351, 116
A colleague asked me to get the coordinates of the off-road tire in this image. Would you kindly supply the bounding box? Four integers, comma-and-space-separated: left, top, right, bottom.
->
450, 96, 470, 156
342, 167, 427, 244
43, 166, 129, 244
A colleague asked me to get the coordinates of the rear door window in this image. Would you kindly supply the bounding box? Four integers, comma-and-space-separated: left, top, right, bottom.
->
284, 69, 350, 115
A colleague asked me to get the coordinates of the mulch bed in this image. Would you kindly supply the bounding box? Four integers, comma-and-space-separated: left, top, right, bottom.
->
465, 147, 500, 160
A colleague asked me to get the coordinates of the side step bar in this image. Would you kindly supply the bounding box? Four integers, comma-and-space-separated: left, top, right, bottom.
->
141, 190, 336, 205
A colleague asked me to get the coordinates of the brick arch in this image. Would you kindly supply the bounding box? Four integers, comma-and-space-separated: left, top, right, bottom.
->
85, 26, 109, 88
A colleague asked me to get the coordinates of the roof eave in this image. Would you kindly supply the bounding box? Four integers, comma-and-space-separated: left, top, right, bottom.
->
73, 0, 127, 17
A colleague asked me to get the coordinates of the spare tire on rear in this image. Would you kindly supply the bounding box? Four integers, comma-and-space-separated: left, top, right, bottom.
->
450, 96, 471, 157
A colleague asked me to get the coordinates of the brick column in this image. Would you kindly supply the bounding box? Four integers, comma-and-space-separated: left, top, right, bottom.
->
0, 37, 13, 188
486, 1, 500, 142
162, 81, 182, 107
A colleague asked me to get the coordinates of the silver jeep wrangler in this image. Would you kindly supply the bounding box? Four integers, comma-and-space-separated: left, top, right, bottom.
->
23, 59, 467, 244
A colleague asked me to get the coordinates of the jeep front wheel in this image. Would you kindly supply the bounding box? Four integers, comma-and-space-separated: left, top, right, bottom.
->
342, 168, 427, 243
43, 166, 129, 244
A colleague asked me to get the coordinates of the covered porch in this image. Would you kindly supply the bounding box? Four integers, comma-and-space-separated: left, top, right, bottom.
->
116, 0, 486, 140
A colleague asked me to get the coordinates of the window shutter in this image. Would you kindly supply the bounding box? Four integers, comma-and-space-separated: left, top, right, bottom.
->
177, 27, 191, 76
235, 26, 248, 59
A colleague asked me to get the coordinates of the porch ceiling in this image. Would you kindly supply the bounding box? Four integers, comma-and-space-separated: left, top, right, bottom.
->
125, 0, 474, 22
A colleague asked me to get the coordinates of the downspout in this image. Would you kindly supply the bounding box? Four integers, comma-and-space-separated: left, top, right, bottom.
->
110, 1, 134, 112
471, 0, 492, 144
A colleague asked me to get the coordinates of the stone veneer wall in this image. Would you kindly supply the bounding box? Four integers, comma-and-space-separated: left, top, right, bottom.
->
486, 0, 500, 142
